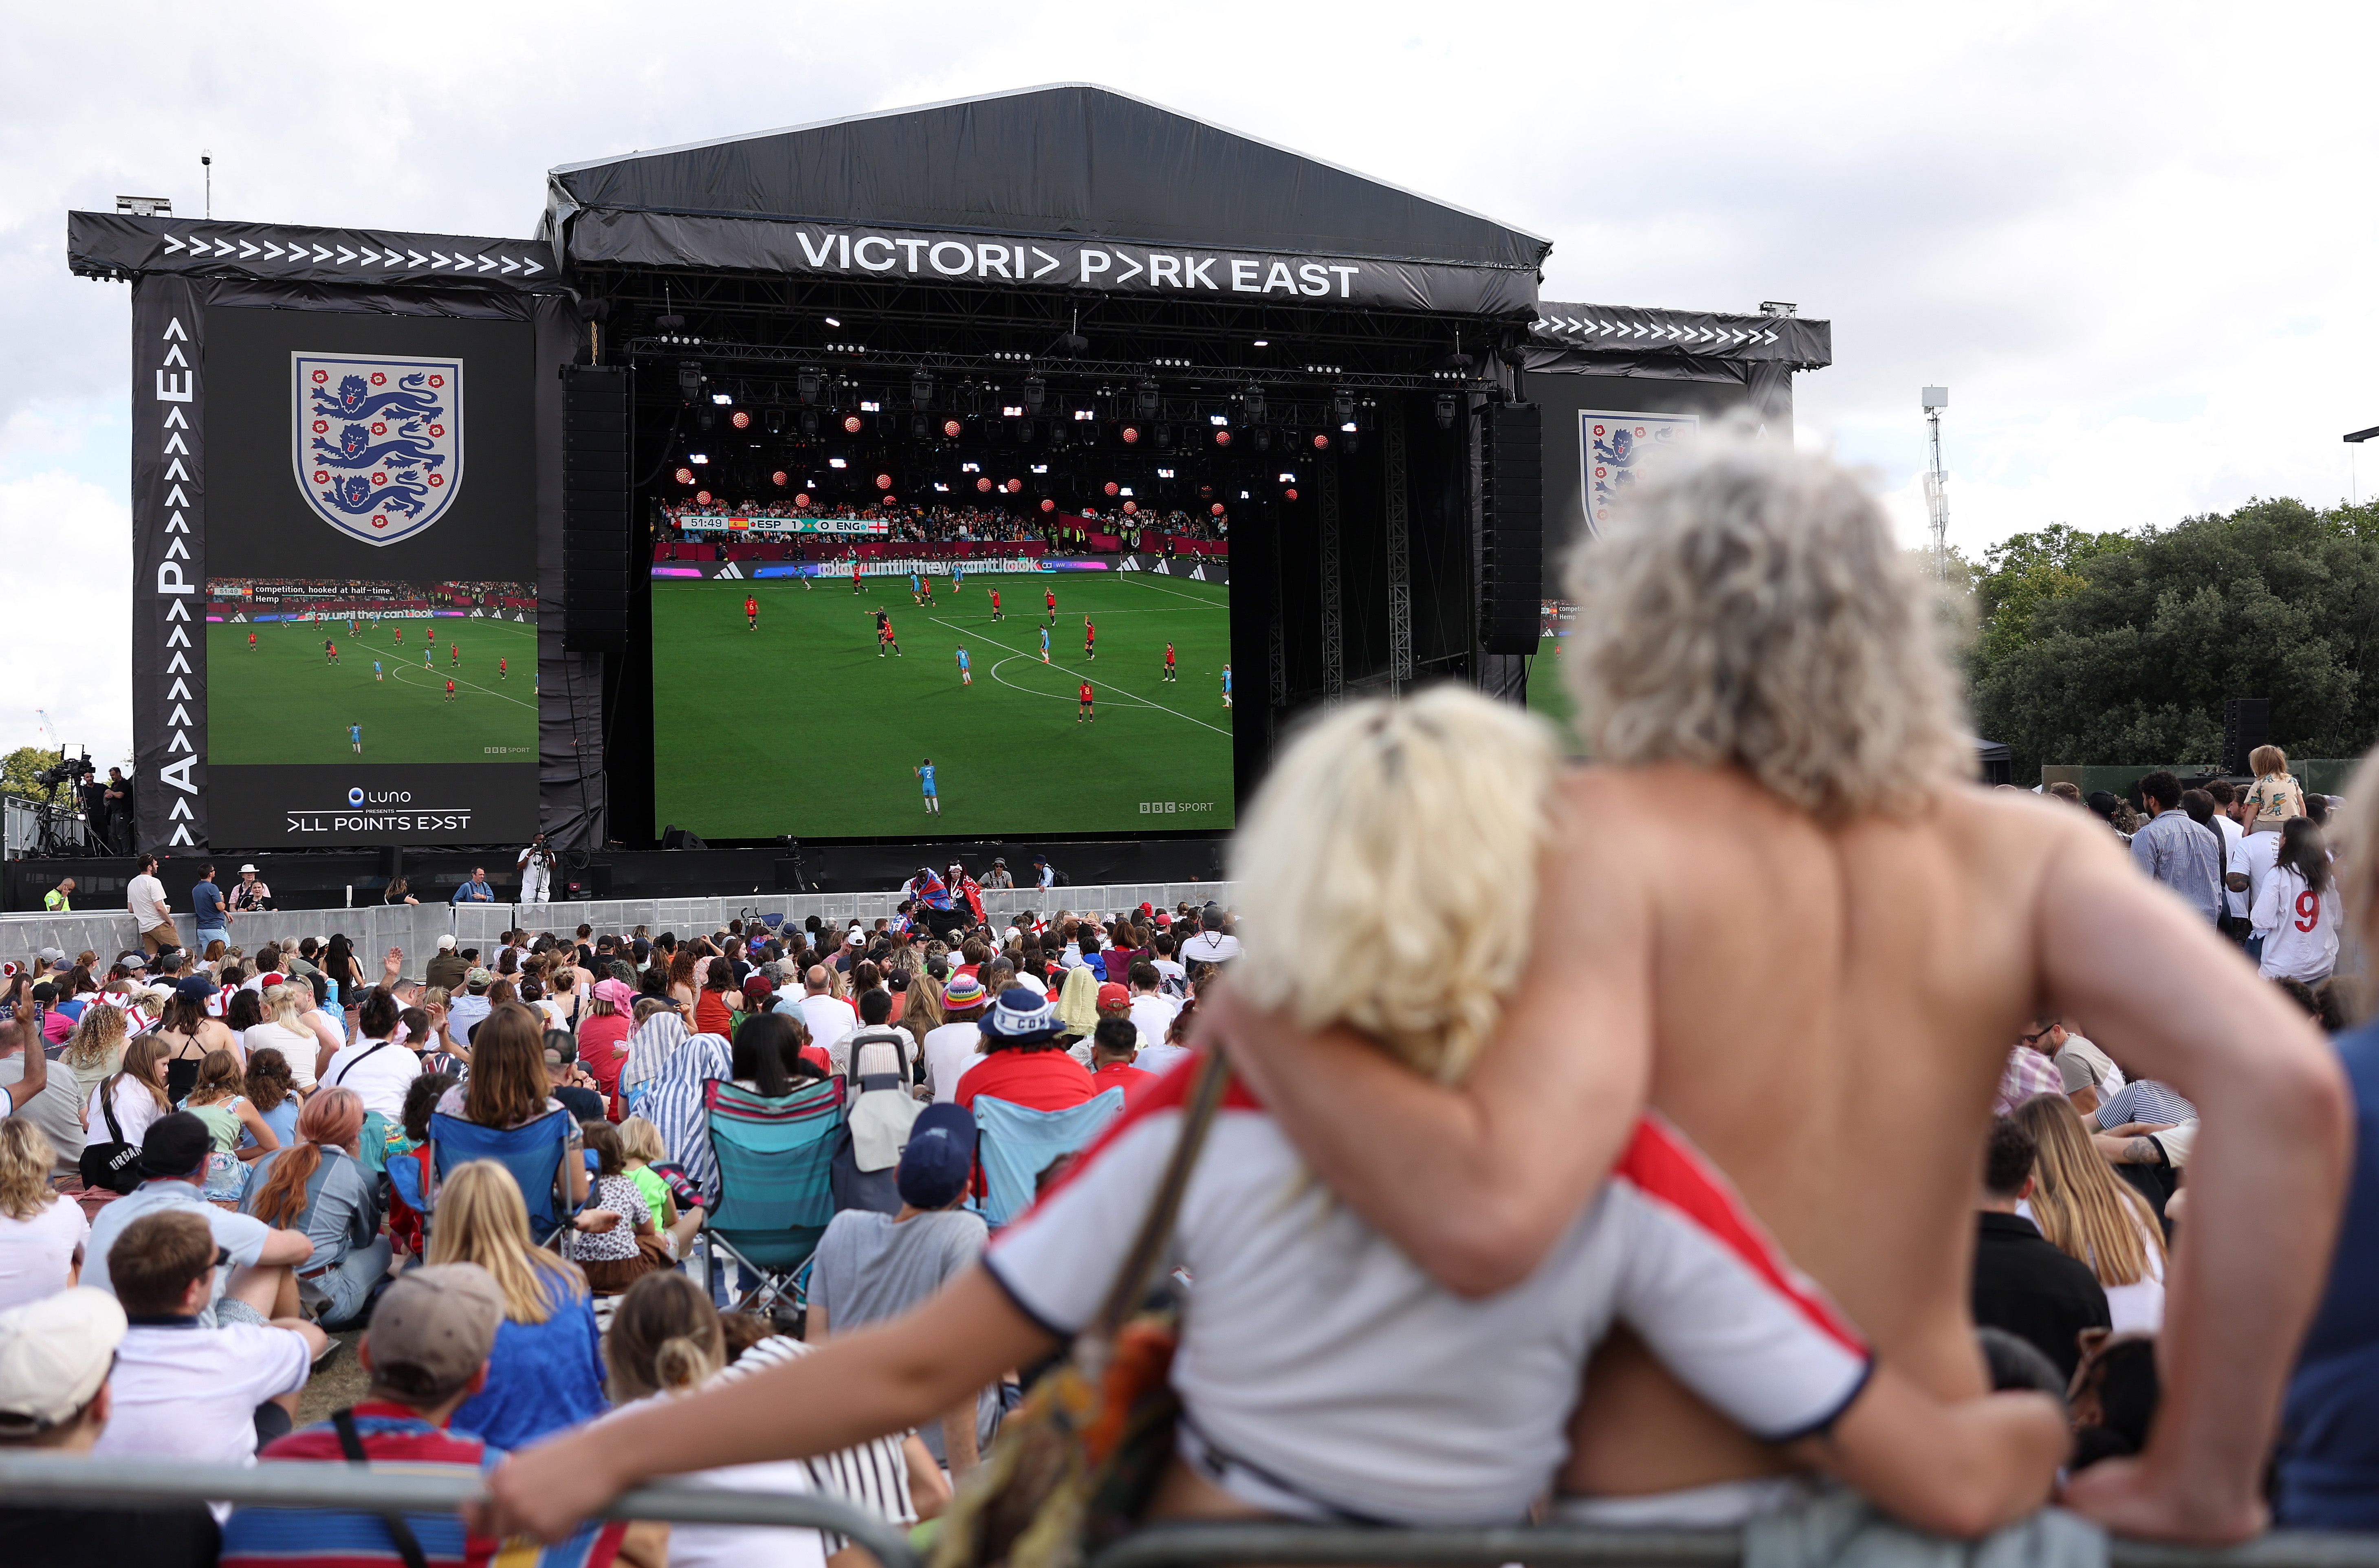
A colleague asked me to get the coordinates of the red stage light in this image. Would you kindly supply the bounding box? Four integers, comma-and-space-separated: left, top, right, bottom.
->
843, 415, 863, 434
1041, 498, 1055, 512
1006, 478, 1022, 493
1214, 429, 1232, 447
882, 494, 897, 506
1284, 487, 1299, 501
1211, 503, 1225, 516
977, 477, 993, 493
1312, 433, 1330, 450
1122, 500, 1138, 515
1121, 426, 1140, 444
696, 490, 712, 504
794, 493, 811, 508
674, 467, 694, 485
731, 410, 751, 430
942, 419, 962, 438
1103, 481, 1120, 496
874, 473, 892, 490
770, 470, 788, 487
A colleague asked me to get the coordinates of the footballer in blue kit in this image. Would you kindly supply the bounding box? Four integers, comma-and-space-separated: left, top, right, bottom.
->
916, 757, 940, 816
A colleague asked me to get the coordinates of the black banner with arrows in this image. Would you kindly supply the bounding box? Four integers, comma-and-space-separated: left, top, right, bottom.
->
130, 273, 207, 853
70, 213, 562, 293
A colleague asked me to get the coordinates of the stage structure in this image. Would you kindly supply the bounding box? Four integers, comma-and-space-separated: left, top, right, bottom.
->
66, 84, 1829, 875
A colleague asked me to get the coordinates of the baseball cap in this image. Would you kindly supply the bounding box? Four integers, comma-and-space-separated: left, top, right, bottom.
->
0, 1289, 126, 1433
980, 986, 1065, 1044
365, 1263, 505, 1403
36, 946, 64, 967
942, 974, 987, 1010
436, 934, 457, 951
117, 951, 149, 971
897, 1104, 977, 1209
465, 967, 492, 988
140, 1111, 212, 1179
1096, 982, 1130, 1012
1139, 902, 1154, 916
174, 975, 214, 1002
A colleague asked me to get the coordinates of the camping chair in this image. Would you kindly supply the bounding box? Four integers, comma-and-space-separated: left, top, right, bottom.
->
426, 1107, 583, 1248
972, 1089, 1126, 1227
704, 1077, 847, 1315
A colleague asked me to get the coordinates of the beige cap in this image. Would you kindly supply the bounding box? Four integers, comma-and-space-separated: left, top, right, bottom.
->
366, 1263, 504, 1402
0, 1289, 126, 1432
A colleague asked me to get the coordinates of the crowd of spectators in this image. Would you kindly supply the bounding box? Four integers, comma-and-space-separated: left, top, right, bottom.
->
9, 435, 2379, 1561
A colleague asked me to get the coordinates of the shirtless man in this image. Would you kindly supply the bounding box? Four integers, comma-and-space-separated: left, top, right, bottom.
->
1205, 439, 2348, 1544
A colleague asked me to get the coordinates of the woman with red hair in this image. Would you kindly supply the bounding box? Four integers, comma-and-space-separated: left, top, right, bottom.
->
240, 1085, 391, 1327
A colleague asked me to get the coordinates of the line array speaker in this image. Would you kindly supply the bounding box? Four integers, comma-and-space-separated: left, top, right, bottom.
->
562, 365, 632, 653
1480, 401, 1543, 655
2222, 698, 2271, 778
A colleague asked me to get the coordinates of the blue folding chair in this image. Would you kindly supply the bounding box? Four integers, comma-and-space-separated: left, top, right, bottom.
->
973, 1089, 1126, 1227
704, 1077, 847, 1314
426, 1107, 583, 1247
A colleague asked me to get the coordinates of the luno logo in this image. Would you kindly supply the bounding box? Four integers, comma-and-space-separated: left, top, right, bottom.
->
348, 787, 365, 806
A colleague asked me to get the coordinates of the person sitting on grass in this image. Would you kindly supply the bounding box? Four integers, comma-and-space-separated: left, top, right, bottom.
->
471, 687, 2067, 1544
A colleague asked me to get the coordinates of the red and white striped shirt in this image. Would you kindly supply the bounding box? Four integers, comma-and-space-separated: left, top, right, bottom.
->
986, 1060, 1870, 1527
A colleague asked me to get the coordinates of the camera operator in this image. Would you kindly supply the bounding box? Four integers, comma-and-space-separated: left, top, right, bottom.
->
517, 832, 555, 906
74, 767, 106, 847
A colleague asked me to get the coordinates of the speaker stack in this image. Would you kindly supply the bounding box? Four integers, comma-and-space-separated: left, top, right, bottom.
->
1480, 401, 1544, 655
562, 365, 633, 653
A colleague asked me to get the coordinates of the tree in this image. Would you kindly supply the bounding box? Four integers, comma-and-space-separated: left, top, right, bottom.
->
1968, 500, 2379, 782
0, 747, 64, 800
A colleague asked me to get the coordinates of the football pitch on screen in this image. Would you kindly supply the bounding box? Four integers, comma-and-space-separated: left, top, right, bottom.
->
206, 618, 540, 764
652, 571, 1235, 838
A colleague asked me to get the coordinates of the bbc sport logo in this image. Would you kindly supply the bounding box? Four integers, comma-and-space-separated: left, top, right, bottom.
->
1138, 801, 1216, 814
348, 787, 365, 807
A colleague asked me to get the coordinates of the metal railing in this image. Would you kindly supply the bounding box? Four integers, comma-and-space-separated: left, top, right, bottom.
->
3, 1454, 2376, 1568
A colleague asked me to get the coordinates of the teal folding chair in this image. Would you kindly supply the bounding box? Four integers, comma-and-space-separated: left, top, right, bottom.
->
704, 1077, 847, 1314
973, 1089, 1126, 1227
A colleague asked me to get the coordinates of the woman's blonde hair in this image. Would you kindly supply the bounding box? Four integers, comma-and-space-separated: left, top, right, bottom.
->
2250, 744, 2289, 779
424, 1159, 585, 1323
0, 1119, 59, 1220
2012, 1096, 2166, 1289
1563, 427, 1972, 822
616, 1115, 667, 1164
262, 983, 307, 1031
1228, 685, 1558, 1084
62, 1003, 127, 1071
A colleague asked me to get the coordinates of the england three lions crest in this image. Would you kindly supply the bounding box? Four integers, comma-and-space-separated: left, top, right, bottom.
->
292, 352, 463, 545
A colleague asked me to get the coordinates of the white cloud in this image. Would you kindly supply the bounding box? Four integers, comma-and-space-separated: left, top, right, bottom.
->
0, 462, 130, 763
3, 1, 2377, 728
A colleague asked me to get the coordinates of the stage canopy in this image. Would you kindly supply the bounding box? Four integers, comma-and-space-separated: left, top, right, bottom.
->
544, 84, 1549, 317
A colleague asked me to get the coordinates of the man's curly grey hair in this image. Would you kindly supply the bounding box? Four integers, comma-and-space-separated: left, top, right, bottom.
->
1563, 430, 1972, 821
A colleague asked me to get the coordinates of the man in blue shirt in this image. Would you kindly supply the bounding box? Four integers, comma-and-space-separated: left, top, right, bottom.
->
916, 759, 940, 817
190, 864, 229, 952
348, 722, 363, 756
2130, 771, 2222, 923
451, 866, 495, 904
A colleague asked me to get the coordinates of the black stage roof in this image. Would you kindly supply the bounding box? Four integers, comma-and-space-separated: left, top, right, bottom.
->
545, 84, 1549, 318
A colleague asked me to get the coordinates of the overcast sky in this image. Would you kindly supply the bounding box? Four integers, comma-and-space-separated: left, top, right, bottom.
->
4, 3, 2375, 764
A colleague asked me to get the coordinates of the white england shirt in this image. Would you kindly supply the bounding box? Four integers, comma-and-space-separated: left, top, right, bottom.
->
985, 1063, 1871, 1527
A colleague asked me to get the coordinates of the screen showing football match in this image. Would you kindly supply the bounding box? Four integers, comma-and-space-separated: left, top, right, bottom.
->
202, 306, 540, 846
650, 502, 1234, 839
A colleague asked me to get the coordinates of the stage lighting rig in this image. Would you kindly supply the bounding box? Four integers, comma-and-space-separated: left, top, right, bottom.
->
1023, 374, 1047, 414
1240, 383, 1265, 422
797, 371, 823, 405
799, 409, 819, 436
911, 369, 935, 410
1136, 379, 1161, 419
1331, 389, 1354, 426
678, 362, 703, 403
1435, 394, 1457, 430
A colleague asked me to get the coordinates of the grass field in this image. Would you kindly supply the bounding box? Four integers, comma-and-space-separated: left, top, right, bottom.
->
1527, 633, 1582, 751
652, 571, 1234, 838
207, 618, 539, 764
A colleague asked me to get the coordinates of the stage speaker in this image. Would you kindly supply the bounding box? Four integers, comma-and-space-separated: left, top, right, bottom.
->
662, 825, 709, 851
562, 365, 633, 653
1480, 401, 1543, 655
2223, 698, 2271, 777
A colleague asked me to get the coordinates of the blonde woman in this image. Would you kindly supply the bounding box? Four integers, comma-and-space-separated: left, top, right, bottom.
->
478, 687, 2066, 1543
59, 1002, 128, 1101
242, 983, 321, 1091
427, 1160, 608, 1452
2243, 744, 2308, 834
0, 1119, 88, 1311
2011, 1095, 2168, 1332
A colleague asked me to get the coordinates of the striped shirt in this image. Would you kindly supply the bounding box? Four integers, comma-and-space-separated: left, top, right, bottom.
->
718, 1336, 916, 1550
2094, 1079, 2199, 1131
1995, 1046, 2067, 1116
